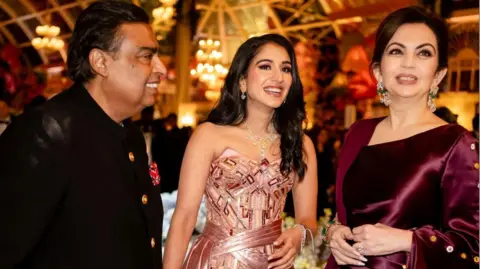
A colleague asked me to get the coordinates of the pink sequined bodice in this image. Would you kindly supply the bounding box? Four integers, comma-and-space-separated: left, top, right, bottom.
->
205, 148, 294, 234
183, 148, 295, 269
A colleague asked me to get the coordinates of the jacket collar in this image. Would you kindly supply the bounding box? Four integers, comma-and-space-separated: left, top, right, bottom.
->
69, 83, 127, 140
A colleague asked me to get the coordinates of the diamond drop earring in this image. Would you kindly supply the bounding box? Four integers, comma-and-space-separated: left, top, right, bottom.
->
428, 85, 438, 112
241, 91, 246, 100
377, 82, 391, 106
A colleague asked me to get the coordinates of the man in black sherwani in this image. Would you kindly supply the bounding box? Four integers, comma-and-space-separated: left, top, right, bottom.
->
0, 1, 166, 268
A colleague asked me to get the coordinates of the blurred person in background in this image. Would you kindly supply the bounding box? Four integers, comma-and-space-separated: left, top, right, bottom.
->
433, 106, 458, 124
155, 113, 190, 193
472, 113, 478, 139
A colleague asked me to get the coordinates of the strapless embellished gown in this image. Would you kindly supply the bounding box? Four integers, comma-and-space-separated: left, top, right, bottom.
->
183, 148, 294, 269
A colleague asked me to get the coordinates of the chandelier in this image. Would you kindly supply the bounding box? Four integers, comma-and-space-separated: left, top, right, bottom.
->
31, 25, 64, 52
191, 39, 228, 92
152, 0, 178, 38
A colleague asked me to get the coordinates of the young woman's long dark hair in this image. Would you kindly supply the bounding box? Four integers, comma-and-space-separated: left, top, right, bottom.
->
207, 34, 307, 180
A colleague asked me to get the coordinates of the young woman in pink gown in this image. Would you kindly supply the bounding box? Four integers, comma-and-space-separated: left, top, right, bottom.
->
325, 6, 479, 269
163, 34, 318, 269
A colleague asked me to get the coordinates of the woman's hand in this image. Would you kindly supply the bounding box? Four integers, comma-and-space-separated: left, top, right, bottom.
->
267, 226, 303, 269
351, 223, 413, 256
328, 224, 368, 266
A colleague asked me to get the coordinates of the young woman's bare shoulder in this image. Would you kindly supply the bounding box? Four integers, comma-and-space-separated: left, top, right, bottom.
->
191, 122, 217, 139
302, 134, 316, 161
191, 122, 231, 145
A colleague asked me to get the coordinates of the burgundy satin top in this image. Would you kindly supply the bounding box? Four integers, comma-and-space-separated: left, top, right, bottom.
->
327, 118, 479, 269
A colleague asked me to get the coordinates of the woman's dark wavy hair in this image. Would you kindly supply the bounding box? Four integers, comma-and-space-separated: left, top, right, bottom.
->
371, 6, 448, 72
67, 0, 149, 84
207, 34, 307, 180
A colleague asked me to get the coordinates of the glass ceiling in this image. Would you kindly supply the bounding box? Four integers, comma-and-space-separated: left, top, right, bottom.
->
0, 0, 477, 67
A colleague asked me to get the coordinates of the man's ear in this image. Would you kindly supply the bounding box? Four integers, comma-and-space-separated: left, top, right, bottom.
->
88, 48, 110, 77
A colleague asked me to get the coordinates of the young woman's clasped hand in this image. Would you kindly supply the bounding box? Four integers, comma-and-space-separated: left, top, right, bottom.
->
268, 225, 303, 269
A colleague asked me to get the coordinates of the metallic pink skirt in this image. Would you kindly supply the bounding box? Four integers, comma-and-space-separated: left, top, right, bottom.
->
183, 220, 282, 269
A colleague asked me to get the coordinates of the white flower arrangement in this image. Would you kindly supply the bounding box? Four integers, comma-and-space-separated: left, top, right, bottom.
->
281, 208, 332, 269
160, 191, 207, 243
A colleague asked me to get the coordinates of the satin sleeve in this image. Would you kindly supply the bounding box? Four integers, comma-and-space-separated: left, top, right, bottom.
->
408, 132, 479, 269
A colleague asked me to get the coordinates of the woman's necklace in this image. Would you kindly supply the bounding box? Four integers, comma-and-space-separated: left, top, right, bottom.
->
245, 123, 278, 172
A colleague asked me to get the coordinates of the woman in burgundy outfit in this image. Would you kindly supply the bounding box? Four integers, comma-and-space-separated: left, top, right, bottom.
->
325, 6, 479, 269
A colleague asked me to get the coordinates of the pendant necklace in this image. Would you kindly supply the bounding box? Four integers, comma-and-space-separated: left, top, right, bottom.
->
245, 122, 278, 172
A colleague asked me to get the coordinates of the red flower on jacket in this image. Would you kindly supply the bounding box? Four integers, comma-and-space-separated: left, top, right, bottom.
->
149, 162, 161, 186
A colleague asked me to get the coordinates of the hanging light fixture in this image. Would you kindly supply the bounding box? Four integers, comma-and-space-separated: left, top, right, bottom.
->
191, 39, 228, 94
152, 0, 178, 38
31, 24, 64, 52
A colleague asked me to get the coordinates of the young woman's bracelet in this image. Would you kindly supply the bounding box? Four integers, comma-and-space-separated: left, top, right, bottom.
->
293, 223, 314, 252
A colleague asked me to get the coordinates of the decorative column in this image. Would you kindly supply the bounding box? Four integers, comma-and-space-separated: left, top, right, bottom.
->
175, 0, 194, 112
470, 59, 476, 91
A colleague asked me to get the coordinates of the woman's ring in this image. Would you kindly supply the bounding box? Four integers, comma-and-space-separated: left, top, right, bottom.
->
356, 245, 365, 255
